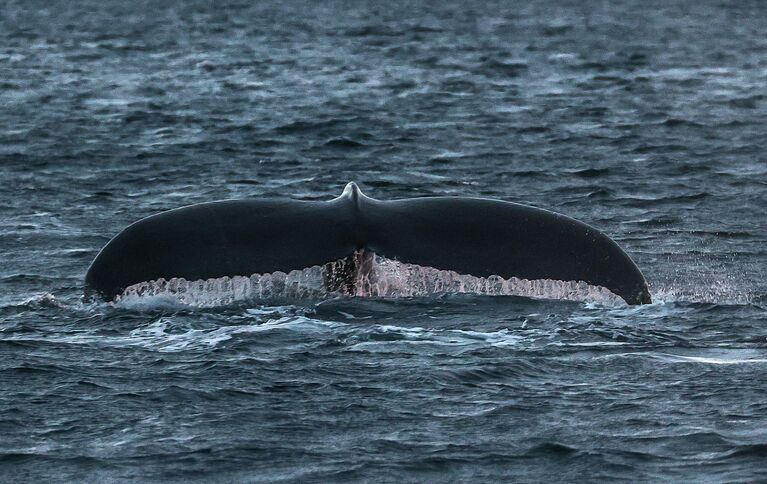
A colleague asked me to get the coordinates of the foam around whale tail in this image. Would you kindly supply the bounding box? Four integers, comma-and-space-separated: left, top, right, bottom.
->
85, 182, 651, 305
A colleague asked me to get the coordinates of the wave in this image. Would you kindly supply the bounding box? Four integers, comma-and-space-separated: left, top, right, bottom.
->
0, 311, 343, 353
346, 325, 528, 354
648, 352, 767, 365
122, 316, 343, 353
598, 349, 767, 365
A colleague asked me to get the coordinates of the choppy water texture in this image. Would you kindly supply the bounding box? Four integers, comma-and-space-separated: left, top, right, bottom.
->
2, 0, 767, 481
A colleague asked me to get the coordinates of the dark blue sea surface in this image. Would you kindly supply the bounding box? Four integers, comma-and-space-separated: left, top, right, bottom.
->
2, 0, 767, 481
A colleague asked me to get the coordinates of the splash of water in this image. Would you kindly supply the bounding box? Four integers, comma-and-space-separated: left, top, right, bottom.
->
115, 250, 625, 308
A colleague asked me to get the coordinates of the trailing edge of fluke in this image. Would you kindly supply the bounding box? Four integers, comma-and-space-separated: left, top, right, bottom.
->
85, 182, 651, 305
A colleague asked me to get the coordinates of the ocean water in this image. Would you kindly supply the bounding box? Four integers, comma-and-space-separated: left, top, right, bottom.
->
1, 0, 766, 481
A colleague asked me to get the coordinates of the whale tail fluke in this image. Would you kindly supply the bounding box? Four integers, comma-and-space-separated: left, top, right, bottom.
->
86, 183, 650, 305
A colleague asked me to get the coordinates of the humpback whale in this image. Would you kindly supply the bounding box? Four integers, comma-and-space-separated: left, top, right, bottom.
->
85, 182, 651, 305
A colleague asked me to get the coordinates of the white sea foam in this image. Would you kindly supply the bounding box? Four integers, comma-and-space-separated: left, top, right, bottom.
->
347, 325, 528, 353
114, 251, 626, 308
599, 350, 767, 365
649, 351, 767, 365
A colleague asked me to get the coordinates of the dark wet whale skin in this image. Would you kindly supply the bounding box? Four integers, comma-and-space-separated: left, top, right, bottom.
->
85, 182, 650, 304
